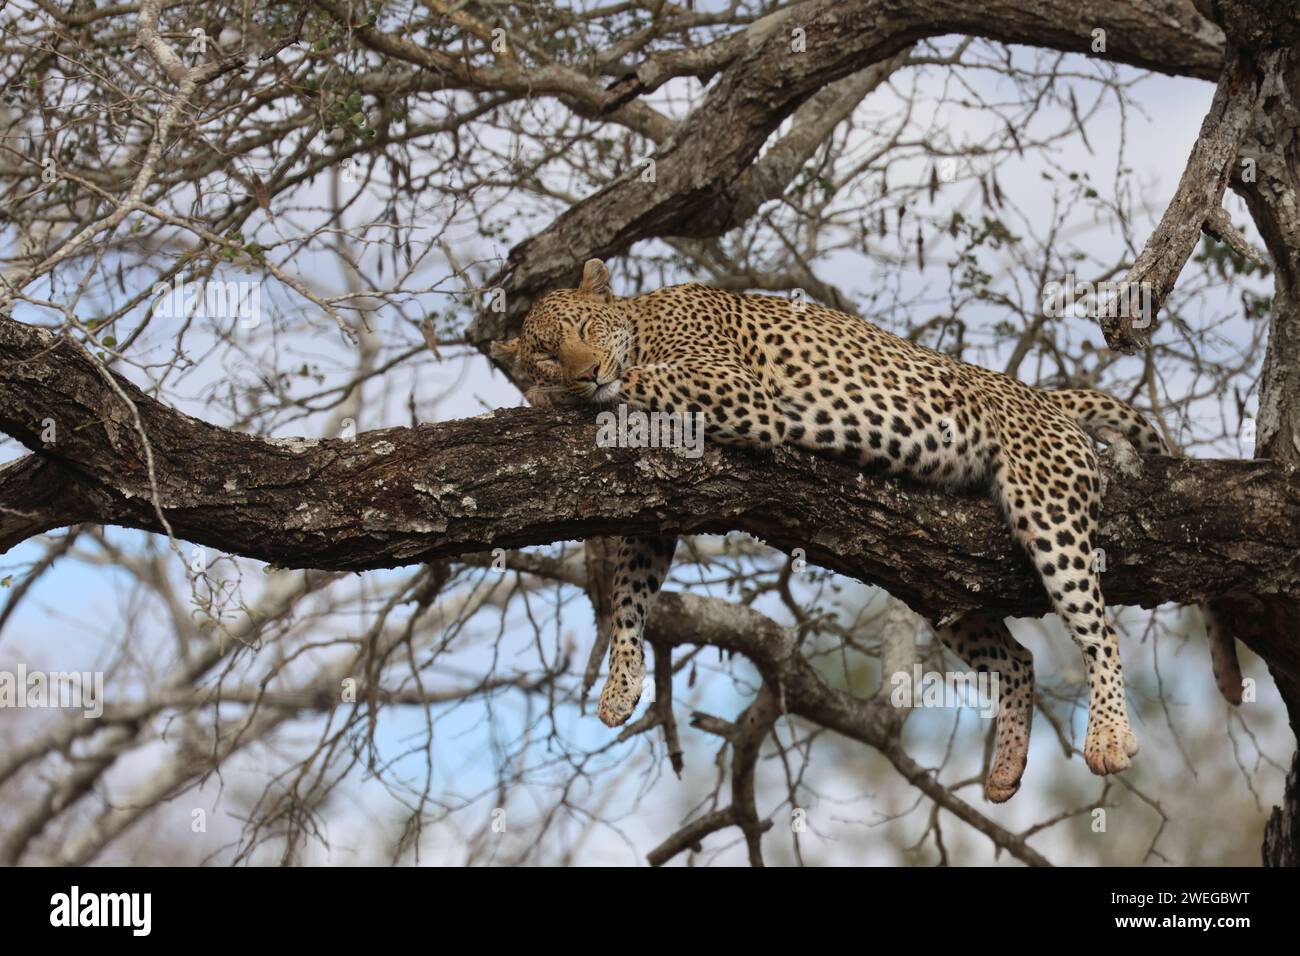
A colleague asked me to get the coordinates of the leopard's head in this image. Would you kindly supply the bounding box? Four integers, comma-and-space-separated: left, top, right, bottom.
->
491, 259, 634, 405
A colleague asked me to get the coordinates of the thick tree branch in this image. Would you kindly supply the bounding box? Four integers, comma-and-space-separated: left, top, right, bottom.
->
3, 312, 1299, 680
1103, 49, 1267, 349
0, 456, 97, 551
1208, 0, 1300, 864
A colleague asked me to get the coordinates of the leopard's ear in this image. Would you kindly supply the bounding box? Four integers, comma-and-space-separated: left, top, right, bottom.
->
579, 258, 613, 302
490, 338, 519, 364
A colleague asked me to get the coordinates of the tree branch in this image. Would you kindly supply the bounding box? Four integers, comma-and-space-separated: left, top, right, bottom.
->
468, 0, 1225, 345
642, 591, 1054, 866
3, 312, 1299, 683
1103, 49, 1267, 349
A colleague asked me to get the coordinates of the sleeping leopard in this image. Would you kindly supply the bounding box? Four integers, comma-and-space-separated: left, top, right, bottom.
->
492, 259, 1241, 802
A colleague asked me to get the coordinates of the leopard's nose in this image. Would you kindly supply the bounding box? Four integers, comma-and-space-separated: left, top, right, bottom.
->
572, 361, 599, 383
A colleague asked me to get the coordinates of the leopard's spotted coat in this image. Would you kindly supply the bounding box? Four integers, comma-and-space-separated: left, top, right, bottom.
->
493, 260, 1241, 801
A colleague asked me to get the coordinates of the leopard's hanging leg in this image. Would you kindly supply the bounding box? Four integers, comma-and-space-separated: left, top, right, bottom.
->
1047, 387, 1244, 707
933, 615, 1036, 802
595, 361, 774, 727
596, 534, 678, 727
511, 379, 679, 723
991, 431, 1139, 775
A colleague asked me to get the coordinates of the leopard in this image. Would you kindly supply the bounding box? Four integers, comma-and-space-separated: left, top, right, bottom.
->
492, 258, 1242, 803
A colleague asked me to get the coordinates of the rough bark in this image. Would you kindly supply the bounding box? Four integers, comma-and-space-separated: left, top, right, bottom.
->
1102, 48, 1266, 349
1264, 753, 1300, 866
1220, 3, 1300, 865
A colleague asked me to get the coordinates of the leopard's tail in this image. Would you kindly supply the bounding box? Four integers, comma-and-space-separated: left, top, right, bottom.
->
1045, 388, 1243, 706
1044, 388, 1170, 454
1200, 603, 1244, 705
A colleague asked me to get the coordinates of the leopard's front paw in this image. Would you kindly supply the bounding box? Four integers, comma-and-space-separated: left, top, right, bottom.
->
1084, 722, 1139, 775
984, 777, 1021, 804
1097, 428, 1144, 479
985, 735, 1029, 803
